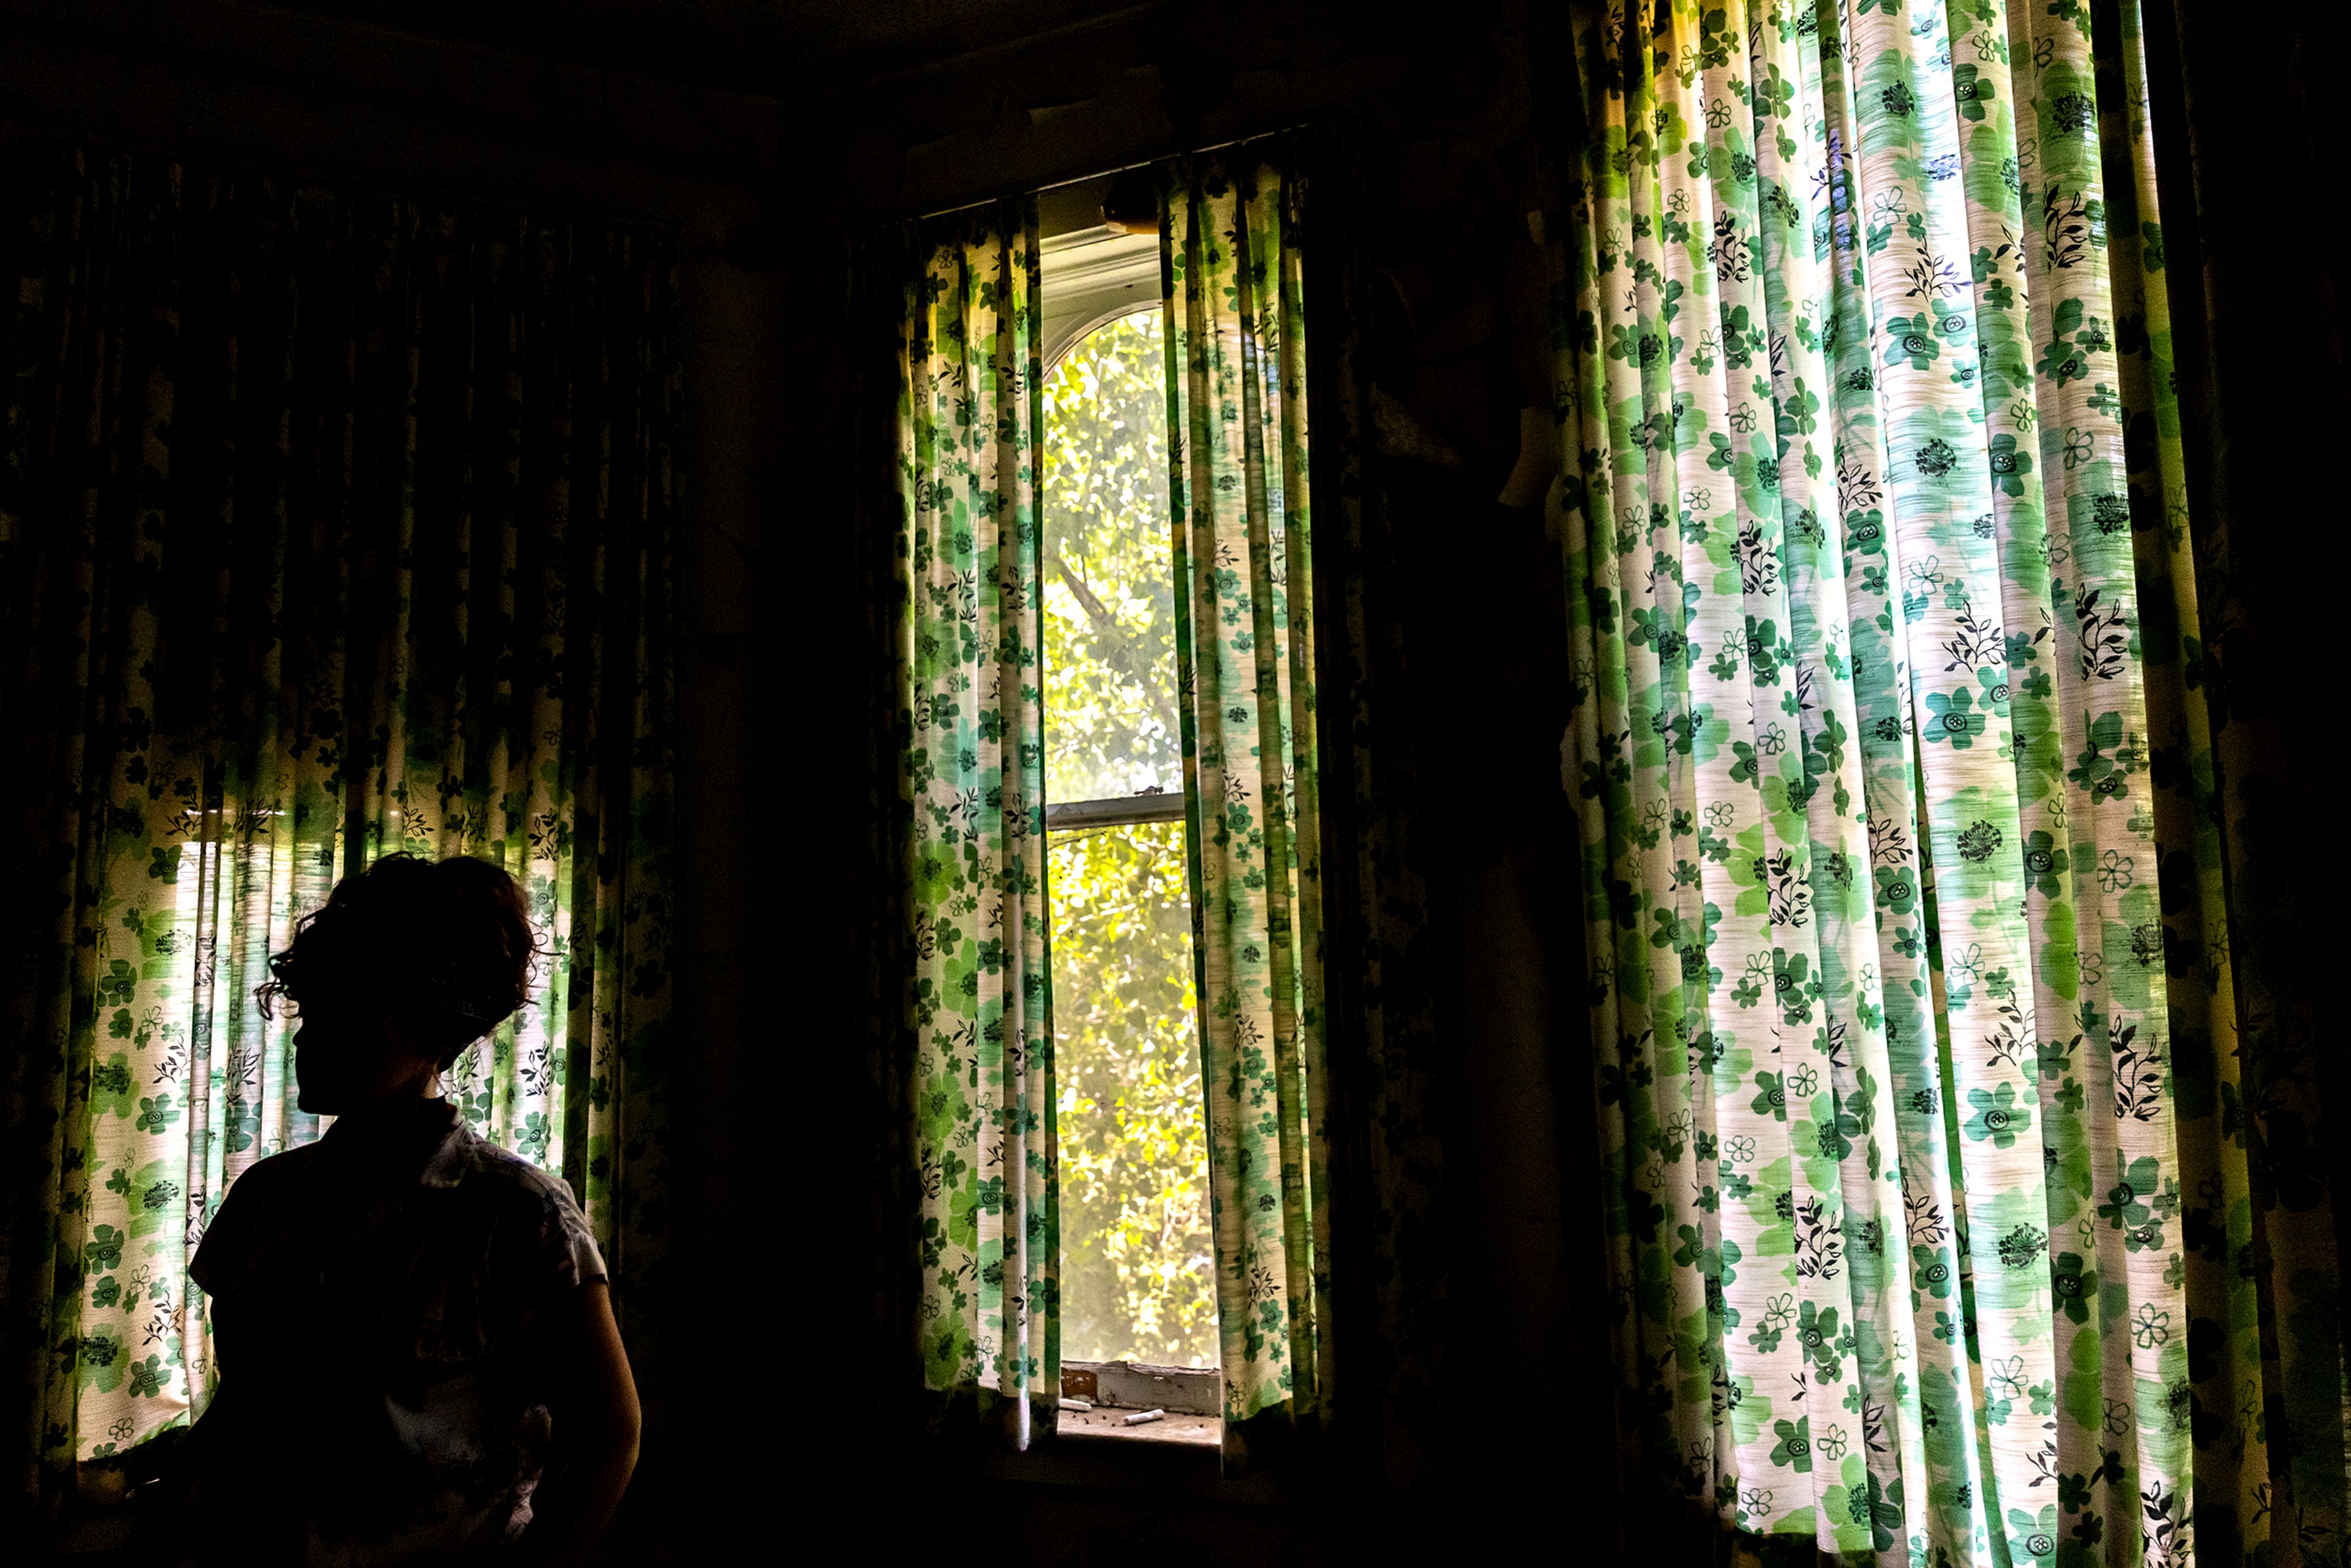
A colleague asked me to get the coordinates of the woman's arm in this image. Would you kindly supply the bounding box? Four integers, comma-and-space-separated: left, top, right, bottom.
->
516, 1281, 640, 1567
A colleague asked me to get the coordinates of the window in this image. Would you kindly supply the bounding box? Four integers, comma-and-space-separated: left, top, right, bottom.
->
1039, 228, 1220, 1442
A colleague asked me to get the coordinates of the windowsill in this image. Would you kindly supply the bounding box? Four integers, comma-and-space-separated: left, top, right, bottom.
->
1056, 1403, 1220, 1447
954, 1423, 1299, 1507
945, 1360, 1304, 1505
1058, 1358, 1220, 1447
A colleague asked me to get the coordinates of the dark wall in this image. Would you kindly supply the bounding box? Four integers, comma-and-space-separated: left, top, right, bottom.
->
775, 6, 1620, 1560
1, 2, 1619, 1562
1, 9, 797, 1556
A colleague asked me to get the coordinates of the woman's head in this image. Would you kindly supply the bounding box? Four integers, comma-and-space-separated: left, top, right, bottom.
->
258, 854, 538, 1115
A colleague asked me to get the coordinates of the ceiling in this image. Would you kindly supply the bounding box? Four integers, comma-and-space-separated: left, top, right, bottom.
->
267, 0, 1160, 97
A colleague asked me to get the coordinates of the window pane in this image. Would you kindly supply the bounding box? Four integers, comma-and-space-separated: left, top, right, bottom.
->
1048, 819, 1215, 1367
1041, 311, 1178, 803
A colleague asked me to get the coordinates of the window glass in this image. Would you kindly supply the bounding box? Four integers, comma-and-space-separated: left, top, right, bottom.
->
1047, 821, 1215, 1367
1042, 307, 1214, 1369
1040, 310, 1178, 805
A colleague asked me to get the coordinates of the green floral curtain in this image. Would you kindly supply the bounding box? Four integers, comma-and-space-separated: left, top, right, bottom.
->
0, 147, 678, 1502
1546, 0, 2301, 1556
891, 198, 1059, 1447
1158, 149, 1330, 1458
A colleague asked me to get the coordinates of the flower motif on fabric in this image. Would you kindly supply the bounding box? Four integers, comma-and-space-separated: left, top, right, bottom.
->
1997, 1225, 2047, 1270
1914, 438, 1959, 479
1957, 820, 2003, 863
1964, 1083, 2032, 1149
2047, 92, 2097, 135
1922, 685, 1986, 748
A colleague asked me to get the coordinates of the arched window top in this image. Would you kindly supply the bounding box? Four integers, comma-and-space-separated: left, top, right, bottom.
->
1040, 306, 1176, 806
1038, 228, 1158, 369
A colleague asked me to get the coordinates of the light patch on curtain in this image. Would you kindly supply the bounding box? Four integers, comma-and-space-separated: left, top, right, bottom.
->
1158, 148, 1330, 1455
0, 149, 678, 1490
893, 196, 1059, 1449
1549, 0, 2230, 1559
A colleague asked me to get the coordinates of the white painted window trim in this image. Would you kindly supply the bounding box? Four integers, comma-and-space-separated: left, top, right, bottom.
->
1037, 223, 1182, 835
1037, 232, 1225, 1439
1039, 227, 1161, 371
1060, 1359, 1221, 1416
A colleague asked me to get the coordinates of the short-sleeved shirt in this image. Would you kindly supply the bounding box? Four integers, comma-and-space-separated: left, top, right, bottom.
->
184, 1098, 606, 1566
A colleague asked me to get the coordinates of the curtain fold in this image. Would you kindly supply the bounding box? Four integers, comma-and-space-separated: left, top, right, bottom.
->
1155, 137, 1455, 1485
2132, 2, 2351, 1561
1295, 137, 1455, 1490
0, 146, 678, 1505
1547, 0, 2293, 1556
1158, 148, 1332, 1461
891, 197, 1059, 1449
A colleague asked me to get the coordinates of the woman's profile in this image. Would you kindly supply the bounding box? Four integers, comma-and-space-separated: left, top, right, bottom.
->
156, 853, 640, 1566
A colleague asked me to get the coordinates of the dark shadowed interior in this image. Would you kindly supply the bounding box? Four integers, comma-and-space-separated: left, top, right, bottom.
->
4, 1, 2347, 1564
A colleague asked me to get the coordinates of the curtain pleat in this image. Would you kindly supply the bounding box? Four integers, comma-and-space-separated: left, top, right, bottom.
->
1550, 0, 2254, 1555
893, 198, 1059, 1449
0, 147, 678, 1505
1297, 138, 1454, 1490
2134, 1, 2351, 1561
1159, 149, 1332, 1462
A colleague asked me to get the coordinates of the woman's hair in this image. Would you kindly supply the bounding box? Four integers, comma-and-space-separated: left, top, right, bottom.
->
257, 854, 540, 1068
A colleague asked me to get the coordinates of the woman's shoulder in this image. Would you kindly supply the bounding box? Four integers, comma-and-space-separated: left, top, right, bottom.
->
190, 1142, 329, 1294
443, 1129, 596, 1231
441, 1131, 609, 1287
441, 1126, 574, 1203
212, 1140, 330, 1213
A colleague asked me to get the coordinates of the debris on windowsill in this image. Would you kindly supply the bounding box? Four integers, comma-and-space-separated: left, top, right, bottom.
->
1056, 1360, 1221, 1445
1053, 1401, 1220, 1446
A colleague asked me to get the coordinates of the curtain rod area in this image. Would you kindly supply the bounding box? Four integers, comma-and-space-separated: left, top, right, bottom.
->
904, 122, 1311, 224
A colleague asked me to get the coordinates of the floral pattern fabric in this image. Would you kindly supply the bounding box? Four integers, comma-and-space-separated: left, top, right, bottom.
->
1158, 150, 1330, 1452
1552, 0, 2215, 1558
0, 148, 678, 1499
892, 199, 1059, 1447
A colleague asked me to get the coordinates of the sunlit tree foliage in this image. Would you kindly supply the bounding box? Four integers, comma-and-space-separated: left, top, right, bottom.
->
1041, 311, 1179, 803
1042, 310, 1215, 1368
1047, 823, 1214, 1367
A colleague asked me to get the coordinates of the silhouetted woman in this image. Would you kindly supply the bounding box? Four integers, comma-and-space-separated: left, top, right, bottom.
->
162, 854, 639, 1566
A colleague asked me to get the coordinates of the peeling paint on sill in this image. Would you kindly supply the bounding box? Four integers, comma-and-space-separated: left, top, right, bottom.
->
1059, 1359, 1221, 1445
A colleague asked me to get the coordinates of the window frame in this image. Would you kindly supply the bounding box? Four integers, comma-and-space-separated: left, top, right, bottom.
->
1038, 225, 1160, 369
1038, 223, 1221, 1431
1036, 224, 1181, 836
